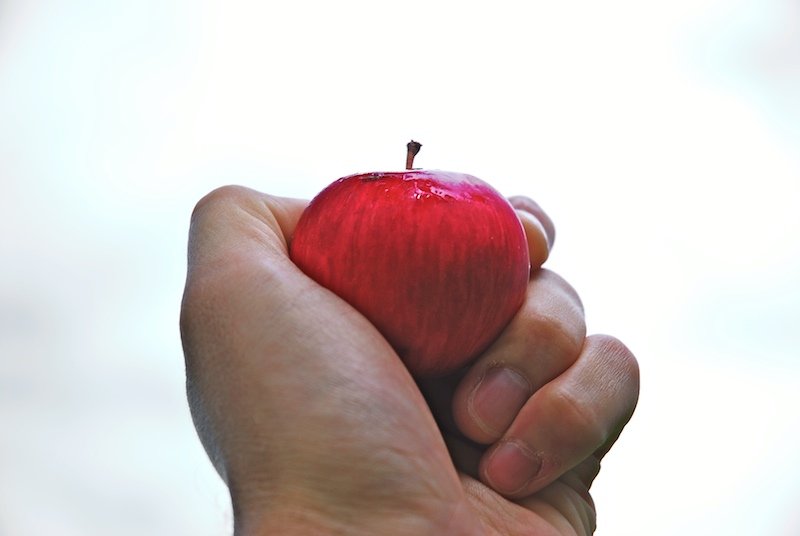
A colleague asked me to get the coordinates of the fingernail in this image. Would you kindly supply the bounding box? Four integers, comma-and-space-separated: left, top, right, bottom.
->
469, 367, 531, 436
484, 440, 542, 495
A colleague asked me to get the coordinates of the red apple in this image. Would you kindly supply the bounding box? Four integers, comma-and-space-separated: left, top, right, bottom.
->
289, 143, 530, 377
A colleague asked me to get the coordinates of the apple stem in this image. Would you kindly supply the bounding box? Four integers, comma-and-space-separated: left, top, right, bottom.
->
406, 140, 422, 170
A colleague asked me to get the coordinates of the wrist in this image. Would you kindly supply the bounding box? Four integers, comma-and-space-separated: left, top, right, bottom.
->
235, 509, 447, 536
234, 506, 350, 536
233, 495, 483, 536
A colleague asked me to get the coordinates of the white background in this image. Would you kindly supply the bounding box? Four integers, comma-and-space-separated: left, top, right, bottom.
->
1, 1, 799, 534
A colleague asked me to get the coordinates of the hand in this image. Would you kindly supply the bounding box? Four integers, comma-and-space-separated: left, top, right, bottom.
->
180, 186, 639, 535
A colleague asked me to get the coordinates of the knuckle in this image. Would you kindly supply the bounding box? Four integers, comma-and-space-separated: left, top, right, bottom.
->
589, 334, 640, 386
528, 312, 582, 357
179, 278, 210, 349
560, 282, 584, 316
508, 195, 540, 213
538, 269, 585, 315
180, 273, 232, 372
548, 385, 607, 449
191, 185, 251, 221
508, 196, 555, 245
587, 334, 641, 419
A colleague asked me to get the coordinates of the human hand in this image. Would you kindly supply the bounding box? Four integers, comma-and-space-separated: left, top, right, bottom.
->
179, 186, 639, 535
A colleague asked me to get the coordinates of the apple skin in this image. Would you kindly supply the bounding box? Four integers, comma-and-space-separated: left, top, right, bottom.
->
289, 170, 531, 378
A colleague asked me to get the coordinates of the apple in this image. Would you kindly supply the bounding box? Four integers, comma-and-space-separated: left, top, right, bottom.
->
289, 142, 530, 377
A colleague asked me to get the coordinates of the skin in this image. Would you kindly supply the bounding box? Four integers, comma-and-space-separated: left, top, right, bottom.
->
180, 185, 640, 535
